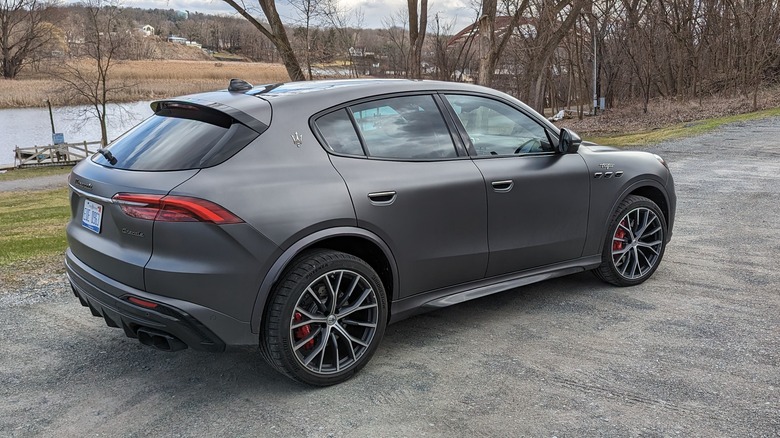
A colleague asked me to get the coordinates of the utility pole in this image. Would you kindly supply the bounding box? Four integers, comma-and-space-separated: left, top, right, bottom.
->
591, 2, 598, 115
46, 99, 55, 135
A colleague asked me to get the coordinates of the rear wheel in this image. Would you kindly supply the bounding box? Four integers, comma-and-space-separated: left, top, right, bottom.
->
595, 195, 667, 286
260, 249, 387, 386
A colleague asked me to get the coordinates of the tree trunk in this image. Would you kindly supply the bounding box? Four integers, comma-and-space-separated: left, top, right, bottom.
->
408, 0, 428, 79
223, 0, 306, 81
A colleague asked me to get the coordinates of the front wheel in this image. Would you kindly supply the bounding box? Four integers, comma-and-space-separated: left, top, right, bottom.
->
595, 195, 667, 286
260, 250, 387, 386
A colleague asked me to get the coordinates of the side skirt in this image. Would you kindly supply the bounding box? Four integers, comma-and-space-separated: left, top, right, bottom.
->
389, 255, 602, 324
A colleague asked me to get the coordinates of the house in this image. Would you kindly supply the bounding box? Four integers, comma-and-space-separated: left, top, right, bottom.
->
140, 24, 154, 37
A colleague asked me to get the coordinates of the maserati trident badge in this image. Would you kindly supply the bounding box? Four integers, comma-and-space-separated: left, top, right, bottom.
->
291, 132, 303, 147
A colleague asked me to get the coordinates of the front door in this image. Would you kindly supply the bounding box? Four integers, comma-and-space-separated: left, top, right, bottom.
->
443, 94, 590, 277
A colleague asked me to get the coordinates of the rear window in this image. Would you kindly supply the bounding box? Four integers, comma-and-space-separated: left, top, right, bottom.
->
93, 103, 259, 170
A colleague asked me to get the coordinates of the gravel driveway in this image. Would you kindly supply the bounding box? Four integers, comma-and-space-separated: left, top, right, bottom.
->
1, 118, 778, 437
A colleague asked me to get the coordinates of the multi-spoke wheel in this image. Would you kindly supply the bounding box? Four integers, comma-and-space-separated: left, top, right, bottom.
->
595, 195, 667, 286
260, 250, 387, 386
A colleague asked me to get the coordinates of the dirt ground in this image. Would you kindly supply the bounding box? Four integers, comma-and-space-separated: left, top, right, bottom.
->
1, 118, 779, 437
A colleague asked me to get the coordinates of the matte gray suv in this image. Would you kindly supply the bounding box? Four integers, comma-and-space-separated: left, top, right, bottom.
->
66, 79, 676, 385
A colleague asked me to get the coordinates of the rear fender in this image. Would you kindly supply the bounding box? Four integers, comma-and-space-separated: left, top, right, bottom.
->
249, 227, 398, 334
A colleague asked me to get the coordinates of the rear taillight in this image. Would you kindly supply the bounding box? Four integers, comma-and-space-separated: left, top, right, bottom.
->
112, 193, 243, 224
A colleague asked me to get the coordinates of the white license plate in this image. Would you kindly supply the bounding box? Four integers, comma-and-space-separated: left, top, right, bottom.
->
82, 199, 103, 234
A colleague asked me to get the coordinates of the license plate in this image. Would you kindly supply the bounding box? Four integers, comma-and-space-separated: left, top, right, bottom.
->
82, 199, 103, 234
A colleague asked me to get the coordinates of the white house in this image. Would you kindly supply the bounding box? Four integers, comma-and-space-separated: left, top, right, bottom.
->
140, 24, 154, 37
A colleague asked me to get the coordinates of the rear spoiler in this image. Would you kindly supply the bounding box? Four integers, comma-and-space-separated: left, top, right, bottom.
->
150, 100, 268, 134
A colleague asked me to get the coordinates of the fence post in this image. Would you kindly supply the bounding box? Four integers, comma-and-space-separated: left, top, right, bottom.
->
34, 145, 39, 163
83, 141, 88, 159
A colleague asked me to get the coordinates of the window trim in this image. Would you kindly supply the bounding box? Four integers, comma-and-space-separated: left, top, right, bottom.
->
310, 91, 471, 162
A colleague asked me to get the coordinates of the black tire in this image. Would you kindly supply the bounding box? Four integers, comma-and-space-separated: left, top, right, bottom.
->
259, 249, 388, 386
595, 195, 668, 287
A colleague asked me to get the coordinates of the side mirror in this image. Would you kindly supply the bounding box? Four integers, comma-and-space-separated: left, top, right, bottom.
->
558, 128, 582, 154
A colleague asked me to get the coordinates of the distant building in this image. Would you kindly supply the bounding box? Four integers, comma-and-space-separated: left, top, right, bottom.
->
140, 24, 154, 37
168, 35, 202, 49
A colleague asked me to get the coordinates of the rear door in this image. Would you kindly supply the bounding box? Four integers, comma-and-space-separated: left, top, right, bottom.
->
316, 94, 489, 298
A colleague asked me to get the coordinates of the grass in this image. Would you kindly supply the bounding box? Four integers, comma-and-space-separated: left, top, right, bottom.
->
0, 186, 69, 292
0, 188, 70, 271
0, 166, 72, 182
585, 107, 780, 147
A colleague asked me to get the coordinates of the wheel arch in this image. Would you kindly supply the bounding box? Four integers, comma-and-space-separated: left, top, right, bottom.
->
629, 185, 670, 228
250, 227, 398, 334
604, 179, 671, 240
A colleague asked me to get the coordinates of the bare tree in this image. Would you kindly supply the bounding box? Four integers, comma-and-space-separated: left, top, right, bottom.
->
476, 0, 530, 86
288, 0, 321, 79
407, 0, 428, 78
382, 8, 409, 77
0, 0, 58, 78
429, 12, 456, 80
222, 0, 305, 81
321, 0, 364, 77
54, 0, 132, 146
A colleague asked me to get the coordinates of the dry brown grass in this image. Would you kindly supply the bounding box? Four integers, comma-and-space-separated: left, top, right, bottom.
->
0, 60, 289, 109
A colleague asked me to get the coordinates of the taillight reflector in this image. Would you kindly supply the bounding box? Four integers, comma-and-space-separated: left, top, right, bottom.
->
127, 296, 159, 309
112, 193, 243, 224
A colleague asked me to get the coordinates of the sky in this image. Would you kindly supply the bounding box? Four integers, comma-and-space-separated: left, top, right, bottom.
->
115, 0, 478, 31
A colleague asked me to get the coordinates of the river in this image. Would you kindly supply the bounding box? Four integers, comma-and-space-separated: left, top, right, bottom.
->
0, 101, 153, 165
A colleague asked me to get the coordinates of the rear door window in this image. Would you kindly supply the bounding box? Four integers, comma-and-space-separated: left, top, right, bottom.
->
93, 103, 259, 171
349, 95, 457, 159
315, 95, 459, 160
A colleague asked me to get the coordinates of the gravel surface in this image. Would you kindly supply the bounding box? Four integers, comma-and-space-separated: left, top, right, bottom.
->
1, 119, 779, 436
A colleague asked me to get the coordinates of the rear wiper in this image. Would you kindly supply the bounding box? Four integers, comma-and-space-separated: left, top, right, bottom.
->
97, 148, 117, 165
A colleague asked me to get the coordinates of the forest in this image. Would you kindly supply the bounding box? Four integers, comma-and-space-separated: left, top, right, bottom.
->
2, 0, 779, 117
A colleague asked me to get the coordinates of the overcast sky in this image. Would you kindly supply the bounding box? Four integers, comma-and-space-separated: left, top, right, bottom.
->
115, 0, 477, 31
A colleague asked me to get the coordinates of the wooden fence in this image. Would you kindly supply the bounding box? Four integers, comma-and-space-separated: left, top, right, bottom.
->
14, 141, 102, 168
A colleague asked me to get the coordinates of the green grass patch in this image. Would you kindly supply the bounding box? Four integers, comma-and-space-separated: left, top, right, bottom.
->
585, 107, 780, 147
0, 188, 70, 267
0, 166, 72, 182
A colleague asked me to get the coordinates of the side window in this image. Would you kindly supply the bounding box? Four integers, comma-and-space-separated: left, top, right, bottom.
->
315, 109, 364, 156
444, 94, 553, 156
349, 95, 457, 160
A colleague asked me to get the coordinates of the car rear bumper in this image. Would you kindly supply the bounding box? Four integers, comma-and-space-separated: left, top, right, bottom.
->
65, 248, 258, 351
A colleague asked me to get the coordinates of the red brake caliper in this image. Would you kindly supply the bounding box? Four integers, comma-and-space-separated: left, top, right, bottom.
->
293, 312, 315, 350
613, 220, 627, 251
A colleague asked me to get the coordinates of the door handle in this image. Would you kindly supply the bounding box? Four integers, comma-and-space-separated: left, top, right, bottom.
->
491, 180, 514, 192
368, 191, 397, 206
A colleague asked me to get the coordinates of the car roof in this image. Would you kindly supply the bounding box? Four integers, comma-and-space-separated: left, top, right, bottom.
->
163, 78, 559, 134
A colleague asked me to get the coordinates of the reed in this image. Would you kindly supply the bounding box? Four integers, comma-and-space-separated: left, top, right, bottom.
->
0, 60, 289, 109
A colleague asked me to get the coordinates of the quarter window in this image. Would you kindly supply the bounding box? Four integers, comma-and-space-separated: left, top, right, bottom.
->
444, 94, 553, 156
315, 109, 364, 156
349, 95, 457, 160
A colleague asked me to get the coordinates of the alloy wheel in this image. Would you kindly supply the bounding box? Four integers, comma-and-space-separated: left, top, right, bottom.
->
289, 269, 379, 375
611, 207, 664, 280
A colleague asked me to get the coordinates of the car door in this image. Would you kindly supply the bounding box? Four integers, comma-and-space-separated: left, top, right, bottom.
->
315, 94, 489, 298
442, 94, 590, 277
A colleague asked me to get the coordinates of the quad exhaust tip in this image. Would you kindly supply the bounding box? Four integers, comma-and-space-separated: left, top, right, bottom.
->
136, 328, 187, 352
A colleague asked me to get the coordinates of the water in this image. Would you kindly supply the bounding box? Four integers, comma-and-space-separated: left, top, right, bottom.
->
0, 101, 153, 165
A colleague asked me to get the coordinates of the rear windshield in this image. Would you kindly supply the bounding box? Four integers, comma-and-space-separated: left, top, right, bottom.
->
92, 103, 259, 170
